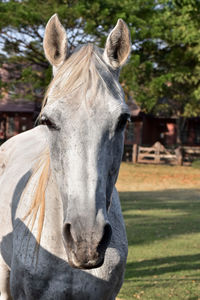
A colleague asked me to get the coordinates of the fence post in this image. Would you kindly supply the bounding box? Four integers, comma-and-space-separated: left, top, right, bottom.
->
175, 146, 183, 166
155, 142, 161, 164
132, 144, 138, 164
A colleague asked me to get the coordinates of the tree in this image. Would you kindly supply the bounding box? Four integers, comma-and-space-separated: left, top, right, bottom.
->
1, 0, 200, 144
0, 0, 159, 102
119, 0, 200, 144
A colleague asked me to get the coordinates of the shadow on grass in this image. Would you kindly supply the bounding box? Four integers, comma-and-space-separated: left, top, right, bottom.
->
120, 189, 200, 213
126, 254, 200, 278
119, 189, 200, 282
120, 189, 200, 246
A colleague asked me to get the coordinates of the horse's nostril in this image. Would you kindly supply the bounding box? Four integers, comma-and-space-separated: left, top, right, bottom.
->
97, 223, 112, 254
63, 223, 74, 246
103, 223, 112, 245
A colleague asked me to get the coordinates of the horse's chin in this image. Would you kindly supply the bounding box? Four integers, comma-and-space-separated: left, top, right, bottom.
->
63, 238, 107, 269
67, 253, 105, 270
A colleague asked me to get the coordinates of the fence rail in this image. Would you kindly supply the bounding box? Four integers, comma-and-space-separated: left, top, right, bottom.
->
182, 146, 200, 163
137, 142, 180, 165
123, 142, 200, 165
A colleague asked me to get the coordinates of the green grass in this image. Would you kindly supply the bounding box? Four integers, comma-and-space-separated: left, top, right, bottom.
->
116, 163, 200, 300
192, 160, 200, 169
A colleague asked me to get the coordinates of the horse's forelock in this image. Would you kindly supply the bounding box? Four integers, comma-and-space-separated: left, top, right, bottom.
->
39, 43, 121, 117
41, 44, 96, 111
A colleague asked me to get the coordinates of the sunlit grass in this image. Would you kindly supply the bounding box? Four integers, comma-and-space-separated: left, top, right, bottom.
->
116, 163, 200, 300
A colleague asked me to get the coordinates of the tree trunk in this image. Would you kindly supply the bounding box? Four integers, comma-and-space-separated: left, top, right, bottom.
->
176, 117, 182, 146
176, 116, 185, 165
132, 143, 138, 164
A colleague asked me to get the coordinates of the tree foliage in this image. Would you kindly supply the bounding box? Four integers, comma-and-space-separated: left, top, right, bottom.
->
0, 0, 200, 119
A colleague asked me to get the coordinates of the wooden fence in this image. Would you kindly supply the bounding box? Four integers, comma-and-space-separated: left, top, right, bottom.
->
134, 142, 182, 165
123, 142, 200, 165
182, 146, 200, 164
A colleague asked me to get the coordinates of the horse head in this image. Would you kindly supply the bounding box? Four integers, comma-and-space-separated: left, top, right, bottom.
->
40, 14, 131, 269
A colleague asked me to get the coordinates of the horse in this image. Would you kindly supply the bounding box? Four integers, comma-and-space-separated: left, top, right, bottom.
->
0, 14, 131, 300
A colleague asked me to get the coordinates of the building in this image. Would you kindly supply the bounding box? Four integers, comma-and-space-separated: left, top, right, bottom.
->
0, 62, 42, 144
124, 99, 200, 162
0, 101, 40, 144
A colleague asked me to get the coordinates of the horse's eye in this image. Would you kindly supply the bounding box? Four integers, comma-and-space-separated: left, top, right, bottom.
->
116, 113, 130, 132
40, 116, 58, 130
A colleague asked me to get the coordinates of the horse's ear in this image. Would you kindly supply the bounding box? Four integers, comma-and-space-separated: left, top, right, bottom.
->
43, 14, 68, 70
103, 19, 131, 69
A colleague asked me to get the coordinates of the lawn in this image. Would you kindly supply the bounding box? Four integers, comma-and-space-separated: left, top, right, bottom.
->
116, 163, 200, 300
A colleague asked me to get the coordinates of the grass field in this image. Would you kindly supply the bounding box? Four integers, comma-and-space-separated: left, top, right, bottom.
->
116, 163, 200, 300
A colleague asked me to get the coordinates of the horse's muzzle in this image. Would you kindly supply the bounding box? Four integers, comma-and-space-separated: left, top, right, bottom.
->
62, 222, 112, 269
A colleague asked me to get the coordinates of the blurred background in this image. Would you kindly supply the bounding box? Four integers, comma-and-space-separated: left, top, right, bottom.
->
1, 0, 200, 165
2, 2, 200, 300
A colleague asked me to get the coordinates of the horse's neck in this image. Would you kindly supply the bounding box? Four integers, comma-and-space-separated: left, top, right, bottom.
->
1, 126, 48, 220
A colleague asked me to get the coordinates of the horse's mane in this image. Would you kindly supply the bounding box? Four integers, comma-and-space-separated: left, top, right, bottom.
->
22, 149, 50, 252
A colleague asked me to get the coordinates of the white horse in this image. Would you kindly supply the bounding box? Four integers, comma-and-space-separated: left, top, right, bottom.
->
0, 14, 131, 300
